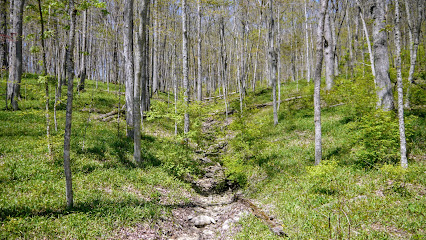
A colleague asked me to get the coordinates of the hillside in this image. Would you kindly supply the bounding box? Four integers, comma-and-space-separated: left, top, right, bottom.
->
0, 74, 425, 239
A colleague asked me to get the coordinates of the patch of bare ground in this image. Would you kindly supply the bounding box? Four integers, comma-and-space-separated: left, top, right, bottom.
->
370, 222, 411, 239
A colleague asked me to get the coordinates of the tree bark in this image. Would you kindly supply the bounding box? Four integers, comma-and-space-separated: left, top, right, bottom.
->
78, 9, 87, 92
134, 0, 150, 164
404, 0, 424, 109
324, 12, 334, 90
394, 0, 407, 168
0, 0, 8, 69
124, 0, 134, 138
372, 0, 394, 111
197, 0, 202, 101
304, 0, 310, 82
314, 0, 328, 165
37, 0, 51, 160
182, 0, 190, 135
152, 0, 158, 95
7, 0, 25, 111
63, 0, 77, 209
356, 0, 375, 80
268, 0, 278, 126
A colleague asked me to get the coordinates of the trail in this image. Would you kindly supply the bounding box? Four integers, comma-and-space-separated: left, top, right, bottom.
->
114, 115, 285, 239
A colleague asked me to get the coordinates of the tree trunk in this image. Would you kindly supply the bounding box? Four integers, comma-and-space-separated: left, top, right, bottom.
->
372, 0, 394, 111
182, 0, 190, 135
395, 0, 407, 168
356, 0, 375, 80
324, 12, 334, 90
124, 0, 134, 138
63, 0, 77, 209
314, 0, 328, 165
134, 0, 150, 164
78, 9, 87, 92
37, 0, 51, 159
268, 0, 278, 126
152, 0, 158, 95
0, 0, 8, 69
7, 0, 25, 111
404, 0, 424, 109
304, 0, 310, 82
197, 0, 202, 101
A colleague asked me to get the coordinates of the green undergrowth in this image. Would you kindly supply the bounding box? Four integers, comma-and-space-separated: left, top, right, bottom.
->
223, 75, 425, 239
0, 69, 425, 239
0, 75, 197, 239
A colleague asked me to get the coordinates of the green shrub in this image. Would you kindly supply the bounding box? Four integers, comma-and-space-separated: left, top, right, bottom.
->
353, 110, 415, 168
307, 160, 339, 194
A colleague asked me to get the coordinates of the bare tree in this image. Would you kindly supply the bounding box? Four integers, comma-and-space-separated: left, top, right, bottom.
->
372, 0, 394, 111
134, 0, 150, 164
7, 0, 25, 111
394, 0, 407, 168
404, 0, 424, 109
183, 0, 190, 135
63, 0, 77, 209
0, 0, 8, 69
314, 0, 328, 165
197, 0, 202, 101
78, 8, 88, 92
324, 12, 334, 90
268, 0, 278, 125
124, 0, 134, 138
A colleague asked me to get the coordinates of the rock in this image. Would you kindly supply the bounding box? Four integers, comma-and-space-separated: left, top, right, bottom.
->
191, 215, 216, 227
176, 235, 199, 240
194, 164, 226, 194
203, 230, 214, 235
222, 219, 232, 230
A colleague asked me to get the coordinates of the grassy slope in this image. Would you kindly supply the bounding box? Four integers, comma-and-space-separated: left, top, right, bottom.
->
0, 72, 425, 239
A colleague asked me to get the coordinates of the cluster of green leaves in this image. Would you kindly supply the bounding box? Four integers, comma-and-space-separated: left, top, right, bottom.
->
352, 110, 416, 168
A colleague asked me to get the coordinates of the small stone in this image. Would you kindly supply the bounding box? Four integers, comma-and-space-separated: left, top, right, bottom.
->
191, 215, 216, 227
176, 235, 199, 240
203, 230, 214, 235
222, 219, 232, 230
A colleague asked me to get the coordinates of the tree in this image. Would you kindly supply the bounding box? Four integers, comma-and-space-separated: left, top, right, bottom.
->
63, 0, 77, 209
134, 0, 150, 164
394, 0, 407, 168
372, 0, 394, 111
404, 0, 424, 109
7, 0, 25, 111
197, 0, 202, 101
0, 0, 8, 69
37, 0, 51, 159
313, 0, 328, 165
324, 11, 334, 90
124, 0, 134, 138
355, 0, 375, 80
78, 8, 88, 92
182, 0, 189, 135
268, 0, 278, 125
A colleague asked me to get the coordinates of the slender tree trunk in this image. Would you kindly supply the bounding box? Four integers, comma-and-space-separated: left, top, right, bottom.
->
37, 0, 51, 159
356, 1, 375, 80
372, 0, 394, 111
78, 9, 87, 92
304, 0, 310, 82
324, 12, 334, 90
134, 0, 150, 164
0, 0, 8, 69
314, 0, 328, 165
395, 0, 407, 168
196, 0, 202, 101
268, 0, 278, 125
152, 0, 158, 95
7, 0, 25, 111
182, 0, 190, 135
124, 0, 134, 138
404, 0, 424, 109
63, 0, 77, 209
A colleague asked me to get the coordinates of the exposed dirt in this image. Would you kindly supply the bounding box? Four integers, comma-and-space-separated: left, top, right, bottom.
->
112, 115, 285, 239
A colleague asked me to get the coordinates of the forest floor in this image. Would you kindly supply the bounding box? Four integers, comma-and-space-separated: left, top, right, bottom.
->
1, 74, 425, 239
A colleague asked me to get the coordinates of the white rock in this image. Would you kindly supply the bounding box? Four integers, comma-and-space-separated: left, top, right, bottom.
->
222, 219, 232, 230
203, 230, 214, 235
191, 215, 216, 227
